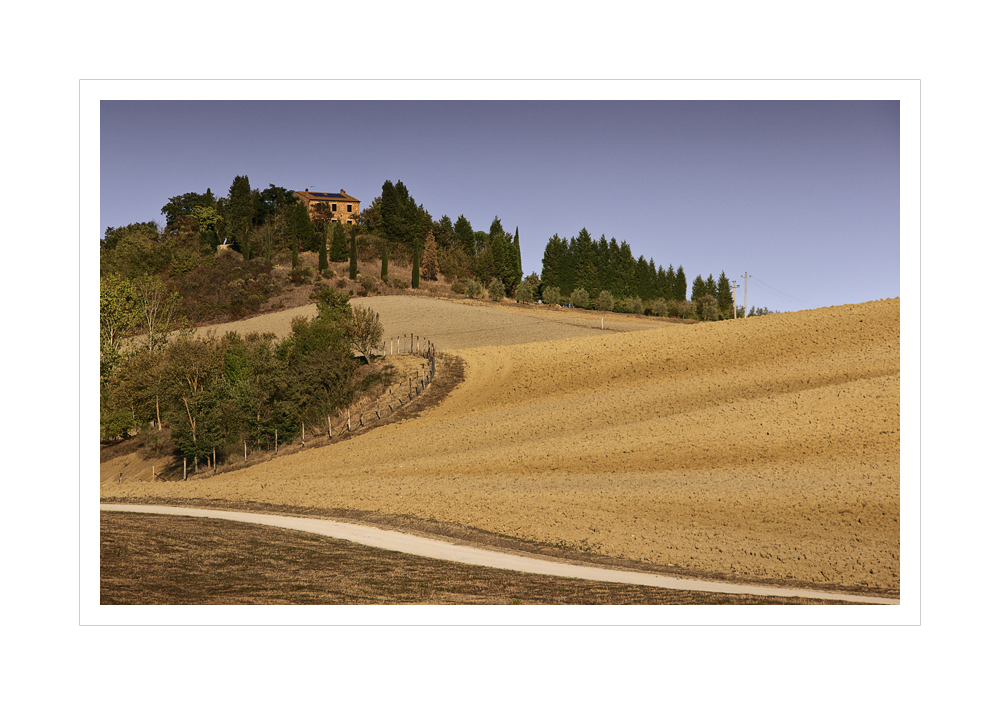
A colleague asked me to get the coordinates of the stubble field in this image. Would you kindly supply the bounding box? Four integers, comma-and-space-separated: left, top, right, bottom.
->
102, 295, 900, 593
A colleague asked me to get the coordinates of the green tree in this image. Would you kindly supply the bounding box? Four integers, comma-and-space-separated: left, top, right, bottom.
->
348, 307, 384, 365
381, 241, 389, 281
455, 215, 475, 256
716, 271, 735, 319
691, 274, 707, 302
318, 224, 328, 272
674, 265, 687, 301
161, 189, 216, 234
570, 288, 590, 309
100, 273, 141, 381
349, 230, 358, 280
328, 221, 348, 262
133, 273, 186, 354
411, 243, 420, 288
488, 278, 505, 302
224, 176, 255, 258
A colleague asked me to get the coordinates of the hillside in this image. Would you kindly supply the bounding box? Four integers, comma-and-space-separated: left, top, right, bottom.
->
102, 297, 901, 589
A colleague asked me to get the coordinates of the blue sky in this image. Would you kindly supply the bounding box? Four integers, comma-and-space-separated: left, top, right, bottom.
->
100, 98, 900, 312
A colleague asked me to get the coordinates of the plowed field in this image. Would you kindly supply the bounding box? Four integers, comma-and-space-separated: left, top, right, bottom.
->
102, 297, 900, 590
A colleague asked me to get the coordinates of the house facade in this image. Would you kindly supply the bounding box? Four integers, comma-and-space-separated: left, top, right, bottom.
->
294, 189, 361, 225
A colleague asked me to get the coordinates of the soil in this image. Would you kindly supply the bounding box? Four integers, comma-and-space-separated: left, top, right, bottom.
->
101, 296, 901, 591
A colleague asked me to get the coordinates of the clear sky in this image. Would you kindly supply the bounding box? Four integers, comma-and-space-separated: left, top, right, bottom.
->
100, 98, 899, 312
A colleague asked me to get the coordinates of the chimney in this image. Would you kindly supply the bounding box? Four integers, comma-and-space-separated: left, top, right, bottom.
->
341, 189, 346, 195
305, 188, 309, 192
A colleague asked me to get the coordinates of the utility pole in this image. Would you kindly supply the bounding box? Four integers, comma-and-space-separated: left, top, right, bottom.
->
730, 280, 740, 320
742, 272, 751, 317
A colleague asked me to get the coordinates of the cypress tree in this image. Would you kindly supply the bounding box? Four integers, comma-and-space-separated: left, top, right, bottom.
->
421, 230, 438, 280
691, 274, 707, 302
411, 243, 420, 288
717, 271, 735, 318
513, 227, 523, 283
381, 242, 389, 281
349, 230, 358, 280
675, 265, 687, 301
318, 225, 328, 272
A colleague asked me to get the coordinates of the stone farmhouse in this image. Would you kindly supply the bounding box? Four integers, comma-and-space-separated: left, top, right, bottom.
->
294, 189, 361, 225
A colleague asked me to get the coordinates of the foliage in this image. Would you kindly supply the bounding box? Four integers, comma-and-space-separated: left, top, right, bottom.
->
465, 279, 484, 298
348, 307, 384, 365
696, 294, 719, 321
328, 221, 349, 262
421, 230, 438, 280
595, 290, 615, 311
515, 279, 536, 304
411, 243, 420, 289
381, 241, 389, 280
132, 273, 187, 354
223, 175, 256, 258
623, 296, 645, 315
716, 271, 735, 319
350, 230, 358, 280
289, 267, 313, 286
318, 224, 328, 273
649, 298, 669, 317
570, 288, 590, 309
100, 273, 140, 381
542, 285, 561, 306
488, 278, 505, 302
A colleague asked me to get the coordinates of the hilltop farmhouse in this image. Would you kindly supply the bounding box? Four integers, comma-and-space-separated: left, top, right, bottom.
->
294, 189, 361, 225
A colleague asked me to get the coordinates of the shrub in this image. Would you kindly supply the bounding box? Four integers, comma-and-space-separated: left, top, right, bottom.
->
514, 279, 536, 304
488, 278, 505, 302
649, 298, 668, 317
289, 267, 312, 286
570, 288, 590, 309
391, 278, 406, 290
357, 275, 380, 297
696, 294, 719, 321
595, 290, 614, 311
452, 280, 468, 295
624, 296, 645, 315
542, 286, 561, 306
466, 279, 485, 298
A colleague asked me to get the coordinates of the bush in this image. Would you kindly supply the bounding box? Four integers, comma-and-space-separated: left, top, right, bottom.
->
515, 279, 536, 303
289, 267, 312, 286
466, 279, 485, 298
595, 290, 614, 311
570, 288, 590, 309
696, 294, 719, 321
452, 280, 468, 295
649, 298, 668, 317
542, 286, 561, 306
357, 275, 380, 297
488, 278, 505, 302
623, 296, 645, 315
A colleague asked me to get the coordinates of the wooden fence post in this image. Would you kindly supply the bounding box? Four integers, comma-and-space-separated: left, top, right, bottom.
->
183, 458, 187, 481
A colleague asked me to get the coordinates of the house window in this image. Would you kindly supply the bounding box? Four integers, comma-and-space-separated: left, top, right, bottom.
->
347, 204, 353, 212
330, 203, 337, 211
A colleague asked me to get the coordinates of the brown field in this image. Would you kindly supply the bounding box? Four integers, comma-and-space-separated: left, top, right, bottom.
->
101, 295, 900, 593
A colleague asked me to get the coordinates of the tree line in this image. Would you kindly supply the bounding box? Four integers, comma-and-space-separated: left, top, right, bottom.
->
101, 287, 387, 466
538, 229, 740, 320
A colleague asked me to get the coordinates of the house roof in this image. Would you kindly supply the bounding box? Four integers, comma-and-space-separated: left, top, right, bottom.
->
295, 190, 360, 202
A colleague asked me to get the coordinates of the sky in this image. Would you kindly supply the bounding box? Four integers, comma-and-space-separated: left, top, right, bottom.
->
100, 98, 900, 313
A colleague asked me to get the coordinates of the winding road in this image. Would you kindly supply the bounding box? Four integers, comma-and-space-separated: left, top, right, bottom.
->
101, 504, 900, 605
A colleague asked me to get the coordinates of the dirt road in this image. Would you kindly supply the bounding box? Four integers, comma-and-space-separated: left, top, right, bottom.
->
101, 504, 898, 604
